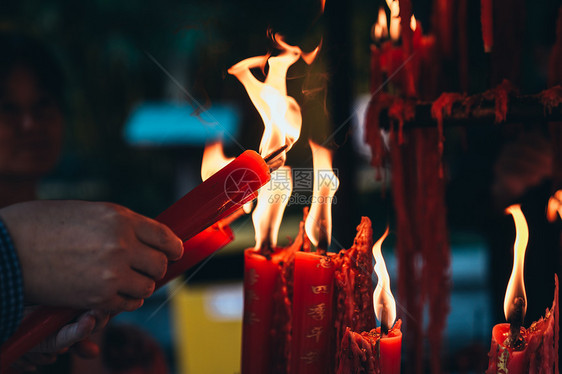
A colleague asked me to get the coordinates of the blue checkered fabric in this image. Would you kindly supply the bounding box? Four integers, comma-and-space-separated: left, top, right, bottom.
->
0, 218, 23, 344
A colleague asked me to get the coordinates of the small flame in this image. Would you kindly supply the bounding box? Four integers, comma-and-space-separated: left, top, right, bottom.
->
373, 8, 389, 42
389, 1, 401, 42
202, 141, 253, 214
373, 227, 395, 331
304, 141, 339, 250
410, 15, 417, 32
302, 42, 322, 65
201, 140, 234, 181
547, 190, 562, 222
382, 0, 417, 41
252, 166, 293, 250
228, 34, 308, 169
503, 205, 528, 323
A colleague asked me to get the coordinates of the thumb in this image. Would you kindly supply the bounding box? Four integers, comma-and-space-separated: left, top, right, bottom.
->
36, 313, 96, 353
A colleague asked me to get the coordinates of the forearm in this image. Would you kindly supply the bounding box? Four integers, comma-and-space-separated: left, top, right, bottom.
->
0, 217, 24, 344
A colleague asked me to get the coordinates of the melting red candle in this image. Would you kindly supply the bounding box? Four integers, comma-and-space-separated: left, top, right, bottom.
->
336, 226, 402, 373
486, 205, 559, 373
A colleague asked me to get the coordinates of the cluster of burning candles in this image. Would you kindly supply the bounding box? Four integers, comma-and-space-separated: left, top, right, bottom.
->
0, 5, 560, 374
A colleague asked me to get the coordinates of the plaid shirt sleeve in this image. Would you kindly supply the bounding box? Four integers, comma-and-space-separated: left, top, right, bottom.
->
0, 218, 24, 344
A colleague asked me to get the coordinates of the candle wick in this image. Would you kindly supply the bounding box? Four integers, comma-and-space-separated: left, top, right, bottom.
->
380, 309, 389, 336
263, 145, 289, 168
258, 239, 274, 258
505, 296, 526, 351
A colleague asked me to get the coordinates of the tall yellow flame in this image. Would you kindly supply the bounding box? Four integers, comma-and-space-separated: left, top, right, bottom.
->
304, 141, 339, 250
373, 227, 395, 331
547, 190, 562, 222
228, 35, 310, 170
373, 7, 389, 42
503, 205, 528, 322
389, 1, 401, 42
229, 34, 317, 249
252, 166, 293, 250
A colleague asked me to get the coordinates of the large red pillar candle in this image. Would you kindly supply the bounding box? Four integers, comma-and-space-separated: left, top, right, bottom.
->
290, 251, 335, 374
336, 321, 402, 374
241, 247, 294, 374
241, 250, 282, 374
486, 276, 559, 374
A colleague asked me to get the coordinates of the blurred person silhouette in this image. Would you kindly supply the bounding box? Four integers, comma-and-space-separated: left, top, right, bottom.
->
0, 30, 182, 373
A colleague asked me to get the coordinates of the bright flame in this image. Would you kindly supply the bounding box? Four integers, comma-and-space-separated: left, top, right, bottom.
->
201, 140, 234, 182
389, 1, 401, 42
373, 227, 395, 331
547, 190, 562, 222
228, 34, 311, 169
304, 141, 339, 250
373, 8, 389, 41
382, 0, 417, 41
252, 166, 293, 250
503, 205, 528, 322
202, 141, 253, 214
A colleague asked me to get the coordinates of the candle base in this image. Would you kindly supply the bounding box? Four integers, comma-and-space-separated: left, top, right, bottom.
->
486, 275, 559, 374
336, 320, 402, 374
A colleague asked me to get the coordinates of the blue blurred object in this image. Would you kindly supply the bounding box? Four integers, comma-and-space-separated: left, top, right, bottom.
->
123, 102, 240, 146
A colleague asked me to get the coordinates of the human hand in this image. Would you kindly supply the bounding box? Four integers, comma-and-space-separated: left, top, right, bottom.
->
11, 309, 110, 372
0, 200, 183, 312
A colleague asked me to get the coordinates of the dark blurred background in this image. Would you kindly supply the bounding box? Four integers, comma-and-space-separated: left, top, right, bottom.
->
1, 0, 560, 373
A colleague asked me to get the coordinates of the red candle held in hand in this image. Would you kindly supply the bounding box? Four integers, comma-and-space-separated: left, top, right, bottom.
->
0, 150, 269, 371
157, 150, 270, 242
